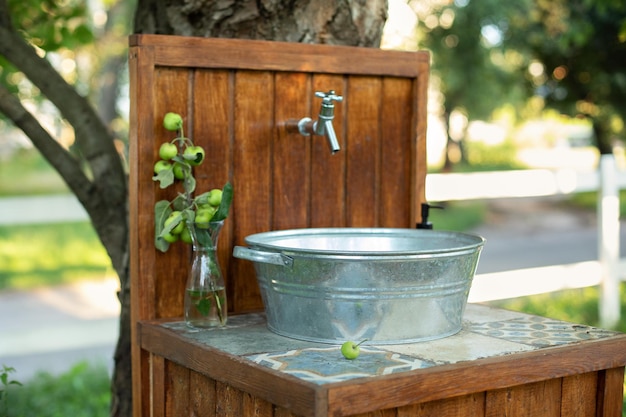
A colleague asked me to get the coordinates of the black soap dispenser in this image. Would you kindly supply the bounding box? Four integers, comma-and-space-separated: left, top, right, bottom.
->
416, 203, 444, 229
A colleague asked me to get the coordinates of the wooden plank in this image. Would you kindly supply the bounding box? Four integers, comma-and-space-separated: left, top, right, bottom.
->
325, 336, 626, 416
485, 379, 561, 417
345, 76, 382, 227
165, 360, 190, 416
272, 72, 311, 230
242, 392, 273, 417
152, 66, 194, 319
190, 370, 216, 417
129, 34, 429, 78
150, 354, 165, 417
274, 407, 304, 417
139, 322, 322, 417
129, 43, 158, 417
398, 392, 485, 417
379, 77, 414, 228
413, 64, 429, 219
231, 70, 274, 312
310, 74, 347, 228
560, 372, 597, 417
192, 69, 235, 312
596, 367, 626, 417
216, 381, 243, 416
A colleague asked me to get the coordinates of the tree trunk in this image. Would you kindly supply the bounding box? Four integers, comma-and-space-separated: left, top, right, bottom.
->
134, 0, 388, 47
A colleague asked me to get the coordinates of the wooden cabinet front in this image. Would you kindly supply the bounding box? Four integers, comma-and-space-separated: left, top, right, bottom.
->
138, 305, 626, 417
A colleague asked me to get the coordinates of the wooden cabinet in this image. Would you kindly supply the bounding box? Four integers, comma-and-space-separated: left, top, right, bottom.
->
138, 304, 626, 416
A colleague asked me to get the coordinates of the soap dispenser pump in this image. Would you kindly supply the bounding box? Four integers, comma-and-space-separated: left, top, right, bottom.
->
416, 203, 444, 229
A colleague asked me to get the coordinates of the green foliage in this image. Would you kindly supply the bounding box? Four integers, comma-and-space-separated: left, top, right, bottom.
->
463, 140, 527, 171
8, 0, 94, 52
427, 201, 487, 232
0, 221, 111, 290
569, 190, 626, 218
3, 362, 110, 417
1, 365, 22, 417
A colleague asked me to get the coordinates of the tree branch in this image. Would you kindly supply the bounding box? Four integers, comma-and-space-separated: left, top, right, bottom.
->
0, 83, 95, 202
0, 5, 126, 206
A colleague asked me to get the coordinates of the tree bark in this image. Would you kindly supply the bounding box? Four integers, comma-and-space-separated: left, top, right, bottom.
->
134, 0, 388, 46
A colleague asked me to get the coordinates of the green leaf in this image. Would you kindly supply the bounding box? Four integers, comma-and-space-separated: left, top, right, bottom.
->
183, 173, 196, 195
159, 211, 182, 237
73, 24, 94, 44
196, 298, 212, 317
211, 182, 233, 222
152, 167, 175, 189
154, 200, 172, 252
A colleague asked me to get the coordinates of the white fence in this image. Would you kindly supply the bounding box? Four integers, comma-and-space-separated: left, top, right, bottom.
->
1, 157, 624, 326
426, 154, 624, 328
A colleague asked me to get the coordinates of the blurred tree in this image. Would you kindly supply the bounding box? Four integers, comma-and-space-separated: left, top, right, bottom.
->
416, 0, 529, 169
511, 0, 626, 153
418, 0, 626, 159
0, 0, 388, 415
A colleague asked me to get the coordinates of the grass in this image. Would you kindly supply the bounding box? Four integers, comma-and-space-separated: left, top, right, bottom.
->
2, 362, 110, 417
0, 149, 70, 197
0, 221, 112, 290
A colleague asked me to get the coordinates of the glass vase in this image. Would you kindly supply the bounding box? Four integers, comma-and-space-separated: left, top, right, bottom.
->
184, 219, 228, 328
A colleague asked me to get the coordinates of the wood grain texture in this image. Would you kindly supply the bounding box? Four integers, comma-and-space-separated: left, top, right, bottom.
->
190, 370, 217, 417
596, 367, 626, 417
398, 393, 485, 417
129, 35, 429, 77
310, 73, 347, 228
485, 379, 561, 417
129, 36, 428, 321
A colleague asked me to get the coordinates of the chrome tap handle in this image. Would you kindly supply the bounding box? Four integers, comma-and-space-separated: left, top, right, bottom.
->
315, 90, 343, 104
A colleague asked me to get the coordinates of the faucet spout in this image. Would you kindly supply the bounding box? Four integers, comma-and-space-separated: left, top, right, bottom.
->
318, 119, 340, 154
292, 90, 343, 154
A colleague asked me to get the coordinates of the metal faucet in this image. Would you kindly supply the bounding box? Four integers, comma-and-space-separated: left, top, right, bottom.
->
297, 90, 343, 154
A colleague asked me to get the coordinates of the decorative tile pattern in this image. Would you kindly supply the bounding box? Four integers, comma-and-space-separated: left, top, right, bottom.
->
159, 304, 624, 386
246, 346, 435, 384
468, 314, 619, 347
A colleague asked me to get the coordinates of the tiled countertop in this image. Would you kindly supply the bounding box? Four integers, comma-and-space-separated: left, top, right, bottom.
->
159, 303, 621, 385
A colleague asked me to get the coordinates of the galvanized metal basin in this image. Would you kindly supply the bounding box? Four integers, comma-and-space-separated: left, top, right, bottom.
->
233, 228, 484, 344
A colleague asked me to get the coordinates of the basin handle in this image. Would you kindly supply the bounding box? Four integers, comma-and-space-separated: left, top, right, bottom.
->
233, 246, 294, 268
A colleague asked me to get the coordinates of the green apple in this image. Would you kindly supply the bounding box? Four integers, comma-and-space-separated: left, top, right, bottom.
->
153, 160, 172, 175
163, 112, 183, 131
159, 142, 178, 160
180, 224, 193, 244
183, 145, 205, 166
207, 189, 223, 207
161, 231, 179, 243
164, 211, 184, 234
341, 340, 366, 360
194, 207, 216, 228
172, 162, 187, 180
